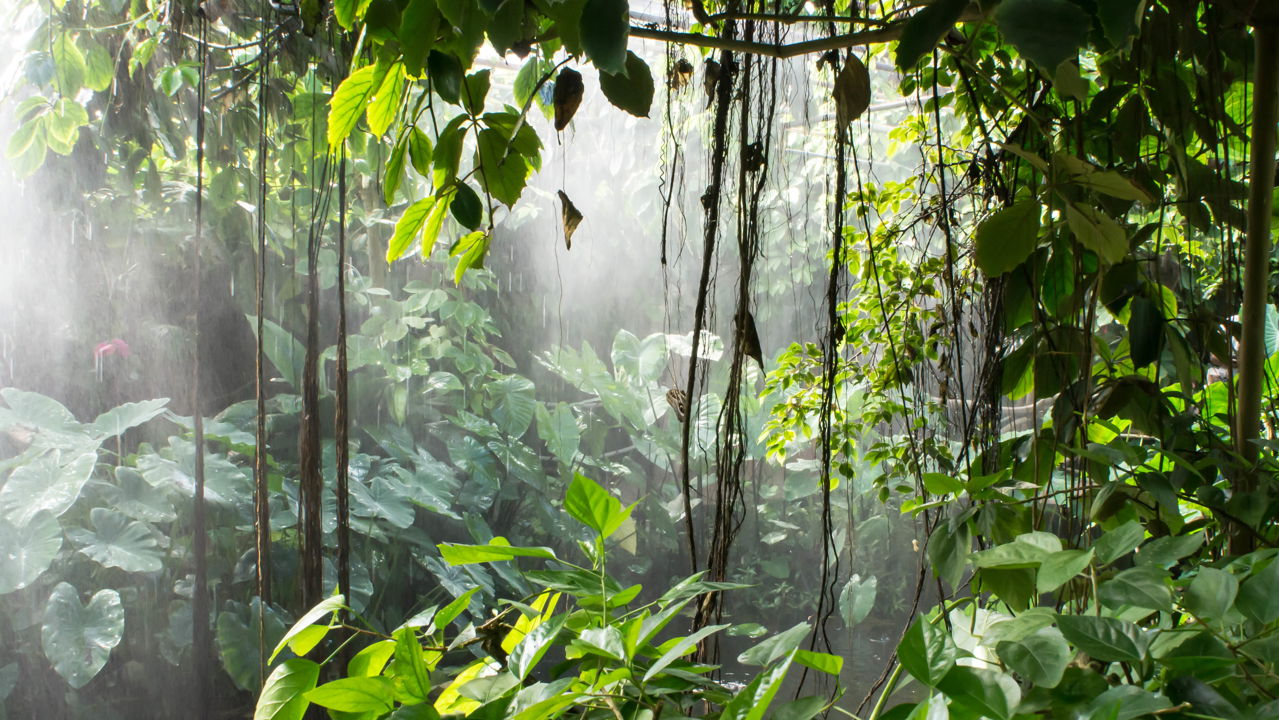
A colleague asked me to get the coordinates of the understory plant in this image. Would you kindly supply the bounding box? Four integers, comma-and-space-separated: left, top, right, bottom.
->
253, 474, 842, 720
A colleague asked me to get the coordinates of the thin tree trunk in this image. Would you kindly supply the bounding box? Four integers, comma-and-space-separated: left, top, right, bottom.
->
1234, 15, 1279, 554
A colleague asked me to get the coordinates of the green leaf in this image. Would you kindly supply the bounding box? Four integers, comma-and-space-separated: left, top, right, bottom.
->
385, 137, 408, 205
462, 70, 491, 115
427, 51, 463, 104
408, 126, 434, 176
1128, 295, 1165, 368
1056, 614, 1149, 663
400, 0, 440, 75
897, 616, 955, 687
450, 182, 483, 229
838, 574, 877, 627
432, 115, 467, 187
438, 537, 558, 565
41, 583, 124, 689
936, 666, 1021, 720
1037, 548, 1093, 594
486, 375, 536, 435
1096, 0, 1144, 47
599, 51, 654, 117
90, 399, 168, 437
993, 0, 1090, 71
974, 200, 1041, 276
0, 452, 97, 527
564, 473, 633, 539
1065, 202, 1128, 264
388, 196, 439, 262
66, 507, 163, 573
641, 624, 728, 682
1182, 566, 1238, 621
435, 587, 479, 629
1135, 533, 1204, 568
574, 626, 626, 660
1085, 686, 1173, 720
305, 676, 395, 714
1094, 520, 1145, 565
1099, 566, 1171, 612
83, 41, 115, 92
392, 627, 431, 703
53, 33, 86, 95
487, 0, 525, 55
348, 640, 396, 677
0, 512, 62, 594
509, 614, 566, 681
367, 63, 406, 137
895, 0, 969, 70
996, 625, 1070, 688
270, 595, 346, 663
328, 65, 383, 150
794, 649, 843, 675
253, 658, 320, 720
740, 622, 809, 666
449, 230, 491, 285
971, 539, 1051, 569
536, 403, 580, 465
513, 58, 544, 108
579, 0, 628, 75
1238, 557, 1279, 624
721, 650, 795, 720
474, 128, 531, 206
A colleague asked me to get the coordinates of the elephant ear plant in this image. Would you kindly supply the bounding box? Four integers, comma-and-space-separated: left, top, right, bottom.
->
254, 474, 841, 720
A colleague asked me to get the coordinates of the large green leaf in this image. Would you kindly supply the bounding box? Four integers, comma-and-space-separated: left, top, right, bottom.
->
1037, 548, 1093, 593
641, 624, 729, 682
1182, 566, 1238, 621
508, 614, 566, 681
1056, 614, 1149, 663
254, 658, 320, 720
599, 51, 654, 117
89, 398, 168, 437
897, 616, 955, 687
937, 666, 1020, 720
1065, 202, 1128, 264
67, 507, 163, 573
438, 537, 558, 565
1098, 566, 1171, 612
993, 0, 1090, 71
52, 33, 86, 95
366, 63, 406, 137
564, 473, 633, 539
0, 512, 62, 594
895, 0, 970, 69
536, 403, 580, 465
0, 388, 77, 431
973, 200, 1041, 276
387, 195, 440, 262
996, 626, 1070, 688
0, 451, 96, 526
41, 583, 124, 689
450, 230, 491, 285
350, 477, 415, 529
218, 599, 291, 692
391, 626, 432, 702
486, 375, 536, 436
270, 595, 347, 663
838, 574, 877, 627
1238, 557, 1279, 624
474, 128, 531, 206
739, 622, 809, 667
579, 0, 628, 75
720, 649, 795, 720
107, 466, 177, 523
1128, 295, 1165, 368
1094, 519, 1145, 565
328, 64, 384, 150
306, 677, 395, 713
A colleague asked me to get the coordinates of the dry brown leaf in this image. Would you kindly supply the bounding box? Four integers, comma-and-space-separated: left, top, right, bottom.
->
557, 190, 583, 249
553, 68, 584, 131
833, 53, 871, 128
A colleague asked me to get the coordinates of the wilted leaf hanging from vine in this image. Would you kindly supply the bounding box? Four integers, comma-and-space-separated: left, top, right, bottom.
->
558, 190, 583, 249
703, 59, 721, 104
740, 310, 763, 369
833, 54, 871, 128
553, 68, 584, 131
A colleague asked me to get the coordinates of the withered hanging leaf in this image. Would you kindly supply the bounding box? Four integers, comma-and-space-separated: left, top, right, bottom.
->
833, 53, 871, 128
671, 58, 694, 91
703, 59, 721, 105
557, 190, 583, 249
665, 387, 689, 423
553, 67, 584, 131
740, 310, 763, 369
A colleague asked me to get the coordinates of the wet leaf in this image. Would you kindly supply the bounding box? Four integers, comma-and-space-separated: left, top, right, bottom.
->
599, 51, 654, 117
0, 512, 62, 594
42, 583, 124, 689
67, 507, 164, 573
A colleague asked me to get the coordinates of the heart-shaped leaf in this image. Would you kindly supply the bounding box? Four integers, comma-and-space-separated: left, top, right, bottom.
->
67, 507, 164, 573
42, 582, 124, 689
0, 511, 62, 594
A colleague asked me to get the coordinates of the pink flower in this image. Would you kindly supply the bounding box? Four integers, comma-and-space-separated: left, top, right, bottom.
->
93, 338, 130, 360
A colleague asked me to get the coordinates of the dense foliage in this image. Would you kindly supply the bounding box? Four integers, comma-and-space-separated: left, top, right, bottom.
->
4, 0, 1279, 718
